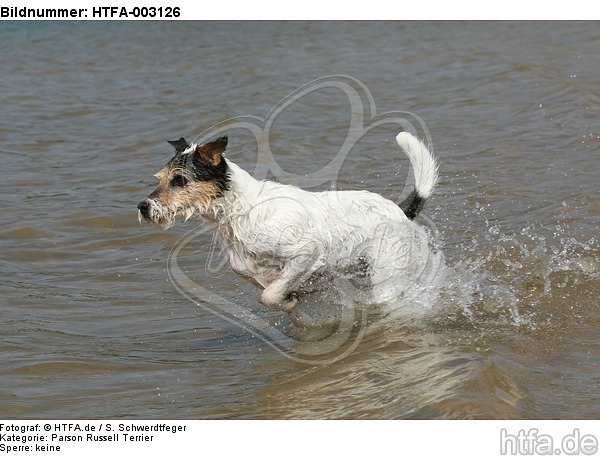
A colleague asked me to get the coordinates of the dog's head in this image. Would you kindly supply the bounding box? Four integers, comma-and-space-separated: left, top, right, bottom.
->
137, 136, 229, 229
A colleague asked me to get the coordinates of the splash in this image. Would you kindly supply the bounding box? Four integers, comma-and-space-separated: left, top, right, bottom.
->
432, 220, 598, 333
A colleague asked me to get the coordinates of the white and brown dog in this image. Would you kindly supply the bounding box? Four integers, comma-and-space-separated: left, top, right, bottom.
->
138, 132, 438, 312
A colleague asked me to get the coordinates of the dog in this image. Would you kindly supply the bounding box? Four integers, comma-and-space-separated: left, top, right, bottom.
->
137, 131, 438, 312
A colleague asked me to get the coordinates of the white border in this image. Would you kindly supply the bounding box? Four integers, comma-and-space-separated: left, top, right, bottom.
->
1, 420, 599, 456
2, 0, 599, 20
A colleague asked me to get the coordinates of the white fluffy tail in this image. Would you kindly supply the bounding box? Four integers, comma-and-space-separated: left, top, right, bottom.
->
396, 132, 438, 199
396, 132, 438, 220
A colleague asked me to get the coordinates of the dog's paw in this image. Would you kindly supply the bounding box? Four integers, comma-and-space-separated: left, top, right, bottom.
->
260, 289, 298, 312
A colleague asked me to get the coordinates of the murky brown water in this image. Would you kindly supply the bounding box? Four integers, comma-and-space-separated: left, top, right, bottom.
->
1, 22, 598, 419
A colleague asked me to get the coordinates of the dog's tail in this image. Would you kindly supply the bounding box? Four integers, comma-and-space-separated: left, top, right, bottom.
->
396, 132, 438, 220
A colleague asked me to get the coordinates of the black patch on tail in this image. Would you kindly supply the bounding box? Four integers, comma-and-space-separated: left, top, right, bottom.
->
399, 190, 426, 220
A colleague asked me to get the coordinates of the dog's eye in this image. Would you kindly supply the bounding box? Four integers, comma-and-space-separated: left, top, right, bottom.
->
171, 175, 189, 187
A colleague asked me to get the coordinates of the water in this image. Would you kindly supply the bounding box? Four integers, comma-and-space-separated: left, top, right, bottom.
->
1, 22, 598, 419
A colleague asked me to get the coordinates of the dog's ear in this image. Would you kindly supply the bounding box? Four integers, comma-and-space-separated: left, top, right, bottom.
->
195, 136, 228, 166
167, 137, 190, 154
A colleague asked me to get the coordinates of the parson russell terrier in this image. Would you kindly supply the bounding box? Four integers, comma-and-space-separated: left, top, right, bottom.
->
137, 132, 438, 312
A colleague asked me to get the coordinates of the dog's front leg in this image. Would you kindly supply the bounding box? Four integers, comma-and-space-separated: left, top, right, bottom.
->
260, 253, 319, 312
261, 281, 299, 312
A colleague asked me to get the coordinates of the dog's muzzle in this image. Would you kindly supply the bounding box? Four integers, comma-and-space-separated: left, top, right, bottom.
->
137, 198, 162, 224
137, 198, 176, 229
137, 199, 151, 217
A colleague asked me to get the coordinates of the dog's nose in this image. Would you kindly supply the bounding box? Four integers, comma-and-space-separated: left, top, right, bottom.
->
137, 200, 150, 214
